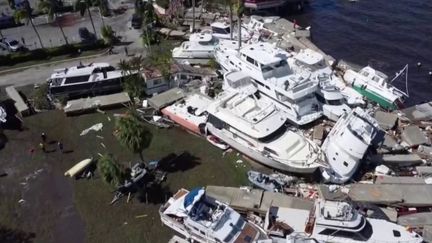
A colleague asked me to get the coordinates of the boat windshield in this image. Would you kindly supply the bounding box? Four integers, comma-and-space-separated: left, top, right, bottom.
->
258, 123, 287, 143
223, 218, 246, 242
212, 26, 230, 34
327, 99, 343, 106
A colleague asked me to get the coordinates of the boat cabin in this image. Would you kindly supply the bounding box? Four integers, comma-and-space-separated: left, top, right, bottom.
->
359, 66, 389, 87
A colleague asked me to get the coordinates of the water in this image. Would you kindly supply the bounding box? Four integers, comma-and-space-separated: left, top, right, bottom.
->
288, 0, 432, 106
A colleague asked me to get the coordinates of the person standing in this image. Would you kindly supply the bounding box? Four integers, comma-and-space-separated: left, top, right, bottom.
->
124, 46, 128, 56
57, 141, 64, 153
39, 142, 46, 153
41, 132, 47, 143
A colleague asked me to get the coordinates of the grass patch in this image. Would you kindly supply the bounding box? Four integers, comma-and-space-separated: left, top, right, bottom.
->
0, 107, 250, 243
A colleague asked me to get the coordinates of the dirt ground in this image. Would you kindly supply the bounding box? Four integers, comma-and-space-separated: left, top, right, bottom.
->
0, 106, 252, 243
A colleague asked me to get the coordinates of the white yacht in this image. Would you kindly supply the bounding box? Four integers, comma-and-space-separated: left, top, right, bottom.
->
215, 42, 322, 126
290, 49, 352, 121
264, 200, 423, 243
172, 33, 218, 63
160, 188, 269, 243
161, 93, 213, 135
321, 107, 380, 184
344, 66, 407, 110
206, 71, 324, 174
48, 62, 133, 97
203, 22, 252, 41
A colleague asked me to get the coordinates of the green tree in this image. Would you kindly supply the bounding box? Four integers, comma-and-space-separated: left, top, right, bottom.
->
74, 0, 97, 37
146, 41, 173, 80
38, 0, 69, 45
141, 2, 158, 47
118, 56, 145, 104
115, 112, 152, 162
14, 0, 44, 48
98, 154, 124, 187
101, 25, 115, 45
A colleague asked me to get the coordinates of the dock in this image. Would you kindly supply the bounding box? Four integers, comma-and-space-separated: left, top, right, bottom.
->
5, 86, 30, 116
147, 88, 185, 110
398, 212, 432, 227
63, 92, 131, 115
205, 185, 313, 216
347, 184, 432, 207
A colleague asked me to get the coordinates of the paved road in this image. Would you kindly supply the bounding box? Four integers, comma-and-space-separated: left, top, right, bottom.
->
0, 52, 130, 87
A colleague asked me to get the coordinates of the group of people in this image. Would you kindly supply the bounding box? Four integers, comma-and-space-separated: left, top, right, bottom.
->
38, 132, 64, 153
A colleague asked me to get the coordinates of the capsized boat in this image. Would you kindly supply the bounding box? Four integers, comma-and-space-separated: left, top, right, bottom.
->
321, 107, 380, 184
344, 66, 408, 110
264, 199, 423, 243
160, 187, 269, 243
161, 93, 213, 135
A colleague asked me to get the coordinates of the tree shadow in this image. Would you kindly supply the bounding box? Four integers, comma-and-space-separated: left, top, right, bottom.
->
137, 184, 172, 205
0, 225, 36, 243
0, 133, 7, 150
157, 151, 201, 173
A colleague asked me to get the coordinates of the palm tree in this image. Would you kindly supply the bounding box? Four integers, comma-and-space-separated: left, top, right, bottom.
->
74, 0, 97, 37
191, 0, 195, 33
38, 0, 69, 45
14, 0, 44, 48
234, 0, 244, 50
223, 0, 234, 40
115, 112, 152, 163
118, 56, 145, 104
98, 154, 124, 187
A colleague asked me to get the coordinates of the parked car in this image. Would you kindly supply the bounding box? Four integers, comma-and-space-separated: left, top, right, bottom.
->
0, 38, 25, 52
78, 27, 97, 43
131, 14, 142, 29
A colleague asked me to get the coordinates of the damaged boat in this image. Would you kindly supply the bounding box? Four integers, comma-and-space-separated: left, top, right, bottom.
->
321, 107, 380, 184
265, 199, 423, 243
160, 187, 269, 243
206, 72, 324, 174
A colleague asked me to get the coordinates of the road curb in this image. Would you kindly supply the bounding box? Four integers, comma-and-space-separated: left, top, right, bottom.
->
0, 49, 111, 76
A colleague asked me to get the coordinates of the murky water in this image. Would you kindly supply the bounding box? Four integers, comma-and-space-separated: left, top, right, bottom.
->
288, 0, 432, 106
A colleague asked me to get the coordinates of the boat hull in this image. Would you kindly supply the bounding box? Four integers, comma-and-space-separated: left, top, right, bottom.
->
161, 108, 204, 135
352, 84, 398, 110
207, 124, 318, 174
49, 78, 123, 98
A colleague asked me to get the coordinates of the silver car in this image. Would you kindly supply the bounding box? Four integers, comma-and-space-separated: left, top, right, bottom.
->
0, 38, 25, 52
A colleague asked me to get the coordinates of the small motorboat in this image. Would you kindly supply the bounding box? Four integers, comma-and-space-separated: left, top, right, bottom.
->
206, 134, 229, 150
247, 170, 286, 192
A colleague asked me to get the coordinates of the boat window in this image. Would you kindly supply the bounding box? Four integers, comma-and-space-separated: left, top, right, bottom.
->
261, 65, 274, 73
318, 220, 373, 240
327, 99, 343, 106
393, 230, 401, 237
258, 124, 287, 143
212, 26, 230, 34
208, 114, 225, 130
274, 60, 288, 68
343, 161, 348, 167
64, 75, 90, 84
153, 79, 163, 85
315, 93, 326, 103
371, 76, 380, 82
276, 91, 291, 103
264, 147, 279, 156
246, 56, 255, 66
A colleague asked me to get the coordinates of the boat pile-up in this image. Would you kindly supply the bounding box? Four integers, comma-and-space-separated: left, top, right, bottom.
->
160, 187, 424, 243
164, 33, 416, 184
